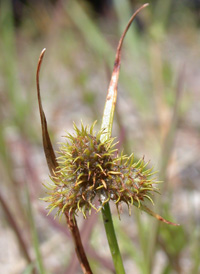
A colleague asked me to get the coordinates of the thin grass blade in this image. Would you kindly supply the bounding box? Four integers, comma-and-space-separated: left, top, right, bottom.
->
101, 3, 149, 142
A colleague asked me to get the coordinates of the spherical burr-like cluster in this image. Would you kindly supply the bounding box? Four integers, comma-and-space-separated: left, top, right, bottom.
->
44, 122, 159, 218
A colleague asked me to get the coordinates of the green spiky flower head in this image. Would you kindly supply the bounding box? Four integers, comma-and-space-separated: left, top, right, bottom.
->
44, 122, 159, 218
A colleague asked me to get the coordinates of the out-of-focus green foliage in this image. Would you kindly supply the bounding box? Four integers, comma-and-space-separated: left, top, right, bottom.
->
0, 0, 199, 273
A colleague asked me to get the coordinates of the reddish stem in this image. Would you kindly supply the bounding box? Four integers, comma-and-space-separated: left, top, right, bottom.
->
64, 212, 93, 274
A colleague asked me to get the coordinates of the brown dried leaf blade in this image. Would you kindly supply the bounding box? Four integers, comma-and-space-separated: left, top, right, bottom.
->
141, 204, 179, 226
36, 49, 58, 176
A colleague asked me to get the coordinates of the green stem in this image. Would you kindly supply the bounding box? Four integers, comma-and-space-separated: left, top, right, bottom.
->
101, 203, 125, 274
100, 56, 125, 272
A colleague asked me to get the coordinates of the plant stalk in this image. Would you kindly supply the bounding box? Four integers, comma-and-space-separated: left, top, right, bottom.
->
65, 212, 93, 274
101, 203, 125, 274
100, 4, 149, 273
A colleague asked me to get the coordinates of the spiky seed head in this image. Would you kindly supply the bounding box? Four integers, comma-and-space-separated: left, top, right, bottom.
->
111, 155, 159, 215
43, 122, 159, 218
44, 122, 117, 217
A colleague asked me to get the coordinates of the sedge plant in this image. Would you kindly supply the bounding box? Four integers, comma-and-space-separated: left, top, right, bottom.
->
36, 3, 179, 274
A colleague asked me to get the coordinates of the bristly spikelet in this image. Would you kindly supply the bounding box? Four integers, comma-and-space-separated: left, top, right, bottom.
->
111, 155, 160, 215
43, 122, 160, 218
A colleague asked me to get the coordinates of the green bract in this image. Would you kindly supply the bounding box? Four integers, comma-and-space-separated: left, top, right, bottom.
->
43, 122, 159, 218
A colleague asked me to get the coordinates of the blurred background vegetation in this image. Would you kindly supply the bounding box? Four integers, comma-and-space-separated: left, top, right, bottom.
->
0, 0, 200, 273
